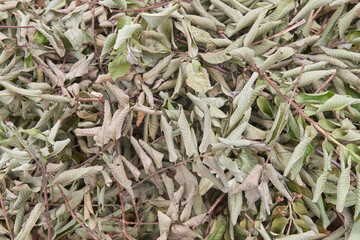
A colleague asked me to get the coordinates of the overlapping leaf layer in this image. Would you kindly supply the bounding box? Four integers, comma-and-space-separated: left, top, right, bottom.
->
1, 0, 360, 239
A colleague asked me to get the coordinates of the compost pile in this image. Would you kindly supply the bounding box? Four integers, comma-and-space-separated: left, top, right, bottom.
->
1, 0, 360, 239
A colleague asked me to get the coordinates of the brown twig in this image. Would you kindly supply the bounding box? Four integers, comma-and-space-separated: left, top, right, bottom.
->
312, 7, 323, 20
0, 190, 14, 240
119, 189, 129, 227
131, 197, 142, 238
72, 144, 111, 169
242, 211, 255, 225
91, 3, 104, 74
315, 149, 357, 179
42, 167, 52, 240
99, 217, 158, 225
150, 135, 164, 144
252, 65, 353, 159
0, 25, 34, 28
114, 190, 132, 240
207, 192, 226, 215
263, 65, 305, 167
122, 153, 210, 195
54, 183, 100, 240
14, 139, 99, 240
110, 0, 171, 13
253, 19, 306, 45
175, 36, 207, 52
209, 64, 230, 74
293, 71, 336, 115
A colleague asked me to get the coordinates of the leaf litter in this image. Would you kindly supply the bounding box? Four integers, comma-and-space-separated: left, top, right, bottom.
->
1, 0, 360, 239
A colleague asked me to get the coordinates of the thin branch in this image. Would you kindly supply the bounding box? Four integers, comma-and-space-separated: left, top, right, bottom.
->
312, 7, 323, 20
253, 19, 306, 45
99, 217, 159, 225
252, 65, 356, 160
286, 202, 293, 235
122, 153, 210, 195
207, 192, 226, 215
72, 144, 111, 169
54, 183, 100, 240
242, 211, 255, 225
0, 190, 14, 240
263, 65, 305, 167
12, 132, 99, 240
116, 183, 133, 240
0, 25, 34, 28
42, 167, 52, 240
131, 197, 142, 238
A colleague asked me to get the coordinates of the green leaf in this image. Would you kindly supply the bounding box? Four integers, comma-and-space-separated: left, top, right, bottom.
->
312, 172, 329, 202
178, 107, 197, 157
51, 166, 103, 185
293, 201, 308, 216
321, 46, 360, 62
271, 217, 288, 234
349, 221, 360, 240
108, 160, 134, 198
316, 94, 357, 113
100, 0, 127, 9
270, 0, 295, 20
284, 126, 317, 177
114, 24, 141, 50
294, 91, 334, 104
336, 164, 351, 212
185, 59, 211, 93
140, 4, 179, 28
207, 215, 227, 240
0, 146, 32, 160
15, 203, 45, 240
296, 70, 336, 87
266, 164, 292, 200
32, 31, 49, 44
108, 54, 130, 79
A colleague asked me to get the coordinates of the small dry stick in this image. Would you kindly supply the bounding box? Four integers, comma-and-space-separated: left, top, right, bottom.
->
99, 217, 158, 225
242, 211, 255, 225
207, 192, 226, 215
117, 184, 126, 229
122, 153, 210, 195
0, 25, 34, 28
0, 191, 14, 240
263, 65, 306, 167
54, 183, 100, 240
42, 167, 52, 240
312, 7, 323, 20
253, 19, 306, 45
72, 144, 111, 169
252, 65, 357, 162
17, 142, 99, 240
131, 197, 142, 238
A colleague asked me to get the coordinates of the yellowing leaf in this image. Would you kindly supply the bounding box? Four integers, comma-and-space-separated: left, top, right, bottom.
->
185, 60, 211, 93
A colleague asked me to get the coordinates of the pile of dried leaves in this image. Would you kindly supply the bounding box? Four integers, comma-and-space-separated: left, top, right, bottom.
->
1, 0, 360, 239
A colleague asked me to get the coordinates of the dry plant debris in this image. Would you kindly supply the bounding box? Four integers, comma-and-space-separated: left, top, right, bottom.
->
1, 0, 360, 239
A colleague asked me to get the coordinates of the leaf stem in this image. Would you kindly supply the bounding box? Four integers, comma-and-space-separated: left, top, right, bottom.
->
263, 65, 305, 170
0, 190, 14, 240
252, 65, 360, 162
